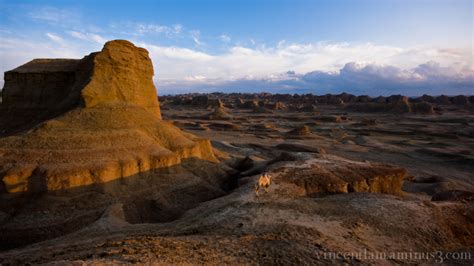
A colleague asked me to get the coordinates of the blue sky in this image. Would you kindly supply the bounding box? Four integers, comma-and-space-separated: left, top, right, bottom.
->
0, 0, 472, 95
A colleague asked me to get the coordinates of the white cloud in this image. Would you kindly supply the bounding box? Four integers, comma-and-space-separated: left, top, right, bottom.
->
29, 7, 74, 23
119, 23, 183, 37
141, 23, 179, 35
69, 31, 107, 44
6, 3, 469, 95
184, 75, 207, 81
137, 41, 473, 95
159, 61, 473, 96
28, 6, 81, 28
46, 32, 63, 43
190, 30, 203, 46
1, 27, 472, 96
141, 44, 212, 61
140, 41, 471, 84
219, 34, 231, 43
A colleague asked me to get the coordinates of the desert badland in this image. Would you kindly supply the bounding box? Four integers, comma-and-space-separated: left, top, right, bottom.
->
0, 39, 472, 264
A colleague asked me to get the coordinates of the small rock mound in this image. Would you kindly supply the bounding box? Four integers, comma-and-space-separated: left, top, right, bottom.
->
315, 115, 342, 123
190, 95, 209, 106
297, 104, 318, 112
287, 125, 312, 136
435, 95, 451, 105
207, 98, 225, 109
253, 123, 276, 131
267, 101, 288, 110
252, 106, 273, 113
328, 96, 345, 105
411, 101, 435, 114
205, 107, 232, 120
389, 95, 412, 113
240, 100, 260, 109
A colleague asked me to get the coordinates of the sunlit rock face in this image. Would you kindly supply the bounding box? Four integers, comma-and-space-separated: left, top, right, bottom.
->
1, 40, 161, 132
80, 40, 162, 118
276, 155, 407, 197
0, 40, 216, 194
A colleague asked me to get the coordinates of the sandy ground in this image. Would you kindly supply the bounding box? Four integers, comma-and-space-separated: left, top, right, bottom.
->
1, 100, 473, 264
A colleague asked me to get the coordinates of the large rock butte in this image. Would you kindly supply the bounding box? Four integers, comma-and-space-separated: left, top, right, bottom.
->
0, 40, 216, 193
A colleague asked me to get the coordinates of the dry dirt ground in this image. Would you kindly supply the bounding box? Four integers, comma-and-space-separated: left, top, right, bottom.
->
1, 101, 473, 264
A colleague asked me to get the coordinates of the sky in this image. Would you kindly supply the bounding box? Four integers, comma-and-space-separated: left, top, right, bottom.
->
0, 0, 472, 96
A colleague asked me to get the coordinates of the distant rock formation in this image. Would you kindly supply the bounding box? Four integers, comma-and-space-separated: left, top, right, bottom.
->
411, 101, 435, 114
345, 95, 414, 114
297, 103, 318, 112
208, 98, 225, 109
252, 106, 272, 114
0, 40, 216, 194
346, 98, 437, 114
266, 101, 288, 111
287, 125, 312, 136
240, 99, 260, 109
205, 106, 232, 120
315, 115, 342, 123
435, 95, 451, 105
163, 92, 473, 113
451, 95, 470, 106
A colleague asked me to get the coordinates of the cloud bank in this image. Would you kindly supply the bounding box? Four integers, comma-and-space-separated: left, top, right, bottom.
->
158, 61, 473, 96
0, 14, 472, 96
141, 42, 472, 96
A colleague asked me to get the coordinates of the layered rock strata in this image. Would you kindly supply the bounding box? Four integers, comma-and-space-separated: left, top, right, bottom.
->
0, 40, 216, 194
276, 155, 407, 196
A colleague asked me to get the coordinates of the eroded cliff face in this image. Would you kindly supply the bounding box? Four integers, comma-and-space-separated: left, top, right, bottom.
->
0, 40, 214, 194
0, 57, 95, 132
81, 40, 161, 118
276, 155, 407, 196
2, 59, 80, 110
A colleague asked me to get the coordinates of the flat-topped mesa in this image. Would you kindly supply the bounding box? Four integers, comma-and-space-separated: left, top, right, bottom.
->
1, 40, 161, 132
0, 40, 216, 194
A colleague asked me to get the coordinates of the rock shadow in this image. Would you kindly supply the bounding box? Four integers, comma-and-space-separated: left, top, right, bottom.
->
0, 157, 233, 250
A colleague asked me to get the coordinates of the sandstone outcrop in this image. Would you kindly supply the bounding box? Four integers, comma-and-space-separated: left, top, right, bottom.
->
411, 101, 435, 114
287, 125, 312, 136
435, 95, 451, 105
356, 95, 372, 103
0, 40, 216, 194
1, 41, 161, 133
252, 106, 272, 113
346, 96, 419, 114
415, 94, 435, 103
80, 40, 162, 117
276, 155, 407, 196
297, 103, 318, 112
208, 98, 225, 108
205, 106, 232, 120
241, 99, 259, 109
451, 95, 470, 106
266, 101, 288, 110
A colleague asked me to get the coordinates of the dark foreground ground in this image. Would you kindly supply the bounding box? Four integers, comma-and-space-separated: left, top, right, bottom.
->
0, 93, 473, 264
